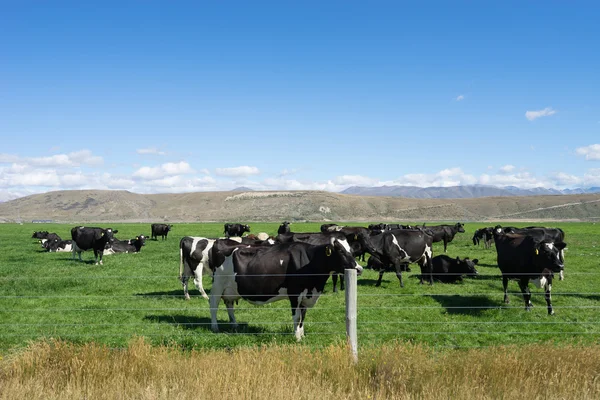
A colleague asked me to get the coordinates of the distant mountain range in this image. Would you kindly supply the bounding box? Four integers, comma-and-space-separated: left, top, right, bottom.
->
340, 185, 600, 199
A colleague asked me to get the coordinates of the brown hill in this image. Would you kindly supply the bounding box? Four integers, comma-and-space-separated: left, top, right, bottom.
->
1, 189, 599, 223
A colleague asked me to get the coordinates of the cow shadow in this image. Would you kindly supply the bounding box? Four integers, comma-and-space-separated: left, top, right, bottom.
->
430, 295, 497, 316
136, 290, 193, 299
476, 263, 498, 268
144, 314, 267, 334
357, 278, 390, 286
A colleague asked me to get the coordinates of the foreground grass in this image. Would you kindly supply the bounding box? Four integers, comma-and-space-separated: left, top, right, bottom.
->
1, 338, 599, 400
1, 222, 599, 353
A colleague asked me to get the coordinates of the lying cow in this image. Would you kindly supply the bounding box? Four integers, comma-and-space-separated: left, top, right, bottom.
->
208, 237, 363, 340
43, 238, 73, 253
431, 255, 478, 283
104, 235, 147, 255
493, 228, 566, 315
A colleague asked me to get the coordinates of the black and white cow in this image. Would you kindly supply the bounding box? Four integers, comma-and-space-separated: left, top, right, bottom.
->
151, 224, 173, 240
365, 229, 434, 287
104, 235, 147, 255
43, 238, 73, 253
493, 228, 566, 315
424, 223, 465, 252
224, 223, 250, 237
38, 233, 62, 247
431, 255, 479, 283
179, 236, 217, 300
208, 237, 363, 340
71, 226, 118, 265
278, 221, 291, 235
320, 223, 343, 233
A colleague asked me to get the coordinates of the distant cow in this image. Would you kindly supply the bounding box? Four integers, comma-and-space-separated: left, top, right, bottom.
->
208, 237, 362, 340
366, 229, 434, 287
431, 255, 479, 283
32, 231, 49, 239
71, 226, 118, 265
224, 223, 250, 237
473, 227, 494, 249
43, 238, 73, 253
104, 235, 147, 255
368, 223, 387, 232
151, 224, 173, 241
278, 221, 291, 235
493, 228, 566, 315
424, 223, 465, 252
320, 223, 343, 233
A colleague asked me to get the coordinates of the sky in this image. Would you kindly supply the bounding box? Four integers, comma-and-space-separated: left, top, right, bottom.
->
1, 1, 599, 201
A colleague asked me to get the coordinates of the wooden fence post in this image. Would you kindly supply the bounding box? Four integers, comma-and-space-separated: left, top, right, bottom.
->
345, 268, 358, 363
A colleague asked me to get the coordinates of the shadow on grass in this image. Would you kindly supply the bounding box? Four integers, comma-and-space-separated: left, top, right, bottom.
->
357, 278, 391, 287
144, 314, 268, 334
136, 289, 195, 299
476, 263, 498, 268
430, 295, 497, 316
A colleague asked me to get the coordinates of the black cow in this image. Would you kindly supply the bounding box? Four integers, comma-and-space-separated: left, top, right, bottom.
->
431, 255, 479, 283
424, 223, 465, 252
320, 223, 343, 233
368, 223, 388, 232
151, 224, 173, 240
473, 227, 494, 249
366, 229, 434, 287
208, 237, 363, 340
278, 221, 291, 235
43, 238, 73, 253
224, 223, 250, 237
70, 226, 118, 265
493, 229, 566, 315
32, 231, 49, 239
105, 235, 147, 254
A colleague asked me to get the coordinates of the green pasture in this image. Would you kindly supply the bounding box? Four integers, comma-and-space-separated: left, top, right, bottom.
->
0, 222, 599, 354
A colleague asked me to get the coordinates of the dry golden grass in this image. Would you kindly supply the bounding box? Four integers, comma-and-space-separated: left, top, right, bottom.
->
1, 338, 599, 399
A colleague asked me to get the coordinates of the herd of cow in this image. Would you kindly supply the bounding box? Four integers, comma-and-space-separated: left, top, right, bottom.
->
30, 221, 566, 341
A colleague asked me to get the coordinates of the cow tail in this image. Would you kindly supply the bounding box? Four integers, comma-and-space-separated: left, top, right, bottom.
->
179, 243, 184, 281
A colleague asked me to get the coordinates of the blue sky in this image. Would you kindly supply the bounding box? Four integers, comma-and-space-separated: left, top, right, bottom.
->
1, 1, 599, 201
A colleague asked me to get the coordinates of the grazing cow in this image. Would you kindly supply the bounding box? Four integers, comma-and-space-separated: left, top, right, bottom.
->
104, 235, 147, 255
473, 227, 494, 249
151, 224, 173, 241
43, 238, 73, 253
224, 223, 250, 237
493, 228, 566, 315
70, 226, 118, 265
278, 221, 291, 235
208, 237, 363, 340
32, 231, 50, 239
365, 229, 434, 287
179, 236, 216, 300
431, 255, 479, 283
424, 223, 465, 252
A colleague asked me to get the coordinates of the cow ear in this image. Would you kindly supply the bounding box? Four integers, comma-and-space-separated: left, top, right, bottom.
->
472, 259, 479, 265
114, 230, 119, 234
555, 242, 567, 250
136, 236, 139, 240
325, 246, 332, 257
354, 234, 358, 240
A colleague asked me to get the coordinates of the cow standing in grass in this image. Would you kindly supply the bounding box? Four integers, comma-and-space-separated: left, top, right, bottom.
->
71, 226, 118, 265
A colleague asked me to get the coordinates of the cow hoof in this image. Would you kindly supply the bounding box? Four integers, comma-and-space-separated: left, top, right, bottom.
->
549, 310, 555, 316
211, 326, 219, 333
184, 295, 190, 301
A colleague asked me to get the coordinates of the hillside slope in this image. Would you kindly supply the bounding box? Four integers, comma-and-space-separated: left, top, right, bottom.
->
1, 190, 600, 223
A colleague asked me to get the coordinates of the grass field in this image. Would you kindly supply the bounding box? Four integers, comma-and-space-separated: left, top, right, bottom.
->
1, 222, 599, 355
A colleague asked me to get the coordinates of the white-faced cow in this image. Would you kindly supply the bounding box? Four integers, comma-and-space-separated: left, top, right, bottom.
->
493, 228, 566, 315
224, 223, 250, 237
71, 226, 118, 265
278, 221, 291, 235
424, 223, 465, 252
179, 236, 217, 300
151, 224, 173, 241
104, 235, 147, 255
208, 237, 362, 340
431, 255, 479, 283
366, 229, 434, 287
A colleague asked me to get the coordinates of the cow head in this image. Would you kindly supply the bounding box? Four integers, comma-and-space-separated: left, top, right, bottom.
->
98, 228, 118, 243
168, 225, 173, 231
348, 231, 379, 258
455, 223, 465, 233
327, 237, 363, 275
533, 241, 566, 274
244, 224, 251, 232
454, 257, 479, 277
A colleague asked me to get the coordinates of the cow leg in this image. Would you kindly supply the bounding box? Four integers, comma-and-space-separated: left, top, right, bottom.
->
375, 271, 384, 287
93, 249, 101, 265
181, 275, 190, 300
443, 239, 448, 253
339, 274, 345, 291
518, 279, 532, 311
224, 300, 238, 330
209, 280, 225, 332
503, 276, 510, 304
289, 297, 307, 341
545, 278, 554, 316
394, 264, 404, 288
194, 275, 209, 300
332, 274, 339, 293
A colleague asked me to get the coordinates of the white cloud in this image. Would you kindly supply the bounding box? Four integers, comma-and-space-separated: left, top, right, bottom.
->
215, 166, 260, 177
525, 107, 557, 121
499, 165, 516, 174
137, 147, 166, 156
576, 144, 600, 161
550, 172, 582, 187
133, 161, 194, 180
279, 168, 298, 177
0, 150, 103, 168
455, 95, 465, 101
333, 175, 379, 186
